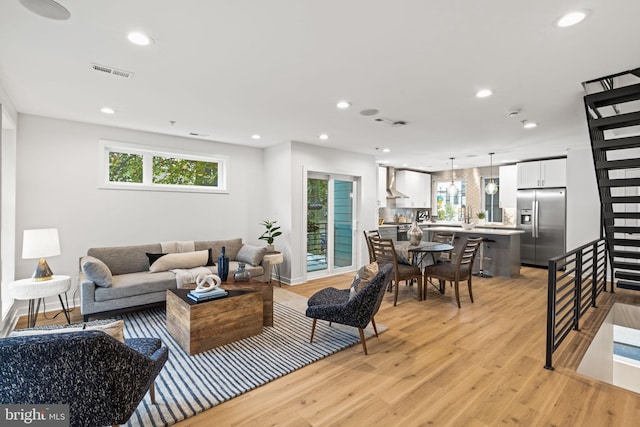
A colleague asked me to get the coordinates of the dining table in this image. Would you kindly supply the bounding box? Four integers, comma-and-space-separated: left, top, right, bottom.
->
394, 241, 455, 267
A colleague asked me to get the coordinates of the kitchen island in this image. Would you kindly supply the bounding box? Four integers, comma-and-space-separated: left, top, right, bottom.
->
424, 226, 524, 278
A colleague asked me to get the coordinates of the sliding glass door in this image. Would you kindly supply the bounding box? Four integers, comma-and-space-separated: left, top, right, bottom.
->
307, 173, 356, 277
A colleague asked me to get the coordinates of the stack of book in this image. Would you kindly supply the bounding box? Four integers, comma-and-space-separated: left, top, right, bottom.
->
187, 287, 228, 302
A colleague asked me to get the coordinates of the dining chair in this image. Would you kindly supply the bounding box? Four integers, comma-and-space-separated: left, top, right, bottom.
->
363, 229, 380, 263
369, 237, 423, 305
423, 237, 482, 308
432, 232, 456, 262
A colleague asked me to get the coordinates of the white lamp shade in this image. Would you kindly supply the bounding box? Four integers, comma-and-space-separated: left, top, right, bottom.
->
22, 228, 61, 259
485, 180, 498, 195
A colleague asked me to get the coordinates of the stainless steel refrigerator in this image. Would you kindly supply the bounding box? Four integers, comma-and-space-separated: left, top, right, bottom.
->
517, 188, 566, 267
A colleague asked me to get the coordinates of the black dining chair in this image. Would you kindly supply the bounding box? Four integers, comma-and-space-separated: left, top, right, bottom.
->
432, 232, 456, 262
423, 237, 482, 308
369, 237, 423, 305
363, 229, 380, 263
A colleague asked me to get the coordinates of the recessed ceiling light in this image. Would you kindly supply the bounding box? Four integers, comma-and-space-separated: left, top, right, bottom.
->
402, 163, 408, 167
336, 100, 351, 109
556, 10, 590, 28
476, 89, 493, 98
319, 134, 329, 140
127, 31, 154, 46
376, 160, 390, 164
382, 148, 391, 153
100, 107, 115, 114
523, 121, 538, 129
251, 134, 261, 140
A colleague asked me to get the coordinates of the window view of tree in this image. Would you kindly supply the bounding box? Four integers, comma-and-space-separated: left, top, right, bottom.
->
108, 152, 143, 183
103, 142, 226, 192
152, 156, 218, 187
436, 180, 466, 220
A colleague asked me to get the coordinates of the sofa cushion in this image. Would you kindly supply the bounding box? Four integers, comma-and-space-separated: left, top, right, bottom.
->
81, 256, 113, 288
237, 244, 267, 266
195, 238, 243, 261
146, 252, 167, 267
94, 271, 176, 302
10, 319, 125, 343
148, 250, 209, 273
88, 243, 162, 275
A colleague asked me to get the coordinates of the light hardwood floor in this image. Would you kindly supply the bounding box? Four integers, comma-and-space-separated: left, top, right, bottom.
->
16, 268, 640, 426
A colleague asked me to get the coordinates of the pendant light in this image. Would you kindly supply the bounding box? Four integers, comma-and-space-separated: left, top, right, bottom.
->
485, 152, 498, 195
448, 157, 458, 196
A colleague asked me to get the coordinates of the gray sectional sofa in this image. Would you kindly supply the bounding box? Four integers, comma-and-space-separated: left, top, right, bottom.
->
80, 238, 271, 321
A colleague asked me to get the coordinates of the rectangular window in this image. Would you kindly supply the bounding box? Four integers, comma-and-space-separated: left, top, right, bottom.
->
435, 180, 466, 221
108, 152, 143, 183
100, 140, 227, 193
482, 177, 503, 222
152, 156, 219, 187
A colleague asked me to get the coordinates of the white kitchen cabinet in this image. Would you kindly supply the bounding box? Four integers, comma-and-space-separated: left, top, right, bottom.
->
517, 158, 566, 189
395, 170, 431, 208
498, 165, 517, 209
377, 166, 387, 208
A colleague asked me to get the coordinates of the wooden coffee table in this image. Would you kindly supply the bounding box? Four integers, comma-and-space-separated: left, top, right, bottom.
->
180, 277, 274, 326
166, 288, 263, 355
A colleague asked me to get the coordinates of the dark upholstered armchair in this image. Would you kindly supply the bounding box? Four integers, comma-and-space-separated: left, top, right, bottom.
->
0, 330, 168, 427
306, 264, 393, 355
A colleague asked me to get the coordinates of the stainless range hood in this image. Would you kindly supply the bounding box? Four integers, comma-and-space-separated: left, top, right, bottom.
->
386, 167, 408, 198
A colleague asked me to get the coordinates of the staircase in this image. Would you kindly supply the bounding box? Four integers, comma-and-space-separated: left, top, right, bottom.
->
584, 67, 640, 291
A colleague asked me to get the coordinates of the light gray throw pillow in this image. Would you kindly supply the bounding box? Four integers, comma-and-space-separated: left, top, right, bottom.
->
81, 255, 113, 288
237, 244, 267, 266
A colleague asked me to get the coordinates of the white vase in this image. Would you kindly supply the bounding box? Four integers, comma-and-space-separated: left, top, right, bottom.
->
266, 244, 275, 252
408, 222, 423, 245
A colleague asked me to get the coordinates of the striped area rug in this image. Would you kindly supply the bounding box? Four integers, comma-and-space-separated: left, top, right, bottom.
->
121, 295, 364, 427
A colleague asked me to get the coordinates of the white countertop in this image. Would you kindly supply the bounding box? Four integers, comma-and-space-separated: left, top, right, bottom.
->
418, 221, 518, 229
426, 226, 524, 236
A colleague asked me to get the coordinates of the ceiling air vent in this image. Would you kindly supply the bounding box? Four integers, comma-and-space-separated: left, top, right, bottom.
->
90, 63, 134, 79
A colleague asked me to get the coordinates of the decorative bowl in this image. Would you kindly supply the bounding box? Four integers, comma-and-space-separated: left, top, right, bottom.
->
461, 222, 475, 230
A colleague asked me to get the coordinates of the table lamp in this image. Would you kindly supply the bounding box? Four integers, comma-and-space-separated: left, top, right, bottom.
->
22, 228, 61, 281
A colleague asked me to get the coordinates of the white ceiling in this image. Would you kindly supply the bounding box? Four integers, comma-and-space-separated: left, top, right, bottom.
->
1, 0, 640, 171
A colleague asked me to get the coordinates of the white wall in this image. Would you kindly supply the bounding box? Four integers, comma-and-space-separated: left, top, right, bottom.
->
288, 141, 377, 285
15, 114, 267, 291
263, 142, 292, 282
567, 148, 601, 249
0, 79, 18, 332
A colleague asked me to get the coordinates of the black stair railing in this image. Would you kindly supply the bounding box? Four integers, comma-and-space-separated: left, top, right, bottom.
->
584, 67, 640, 291
544, 238, 608, 370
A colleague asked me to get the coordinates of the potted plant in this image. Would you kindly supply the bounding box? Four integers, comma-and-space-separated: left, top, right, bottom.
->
476, 212, 486, 224
259, 219, 282, 252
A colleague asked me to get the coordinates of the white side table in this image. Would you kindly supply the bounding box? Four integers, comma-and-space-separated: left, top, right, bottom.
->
8, 275, 72, 327
263, 251, 283, 286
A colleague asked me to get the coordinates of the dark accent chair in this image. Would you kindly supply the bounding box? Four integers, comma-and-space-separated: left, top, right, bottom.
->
423, 237, 482, 308
306, 264, 393, 355
0, 330, 168, 427
369, 237, 423, 305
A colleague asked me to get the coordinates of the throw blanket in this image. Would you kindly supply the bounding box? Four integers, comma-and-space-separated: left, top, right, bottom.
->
161, 240, 195, 254
171, 267, 213, 289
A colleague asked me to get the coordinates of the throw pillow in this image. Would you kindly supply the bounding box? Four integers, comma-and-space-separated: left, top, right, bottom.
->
349, 262, 379, 298
146, 252, 167, 267
236, 244, 267, 266
81, 256, 113, 288
10, 319, 125, 343
149, 249, 209, 273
